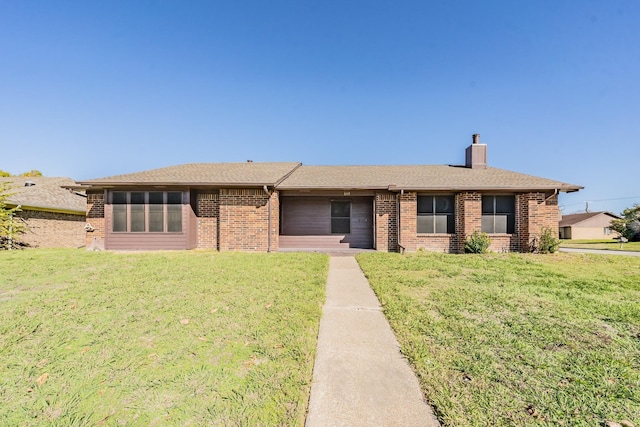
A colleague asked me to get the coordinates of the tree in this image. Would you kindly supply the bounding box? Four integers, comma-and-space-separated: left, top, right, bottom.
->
609, 204, 640, 241
0, 182, 27, 249
19, 169, 43, 177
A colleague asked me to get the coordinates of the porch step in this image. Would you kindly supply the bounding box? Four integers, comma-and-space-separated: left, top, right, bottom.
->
279, 235, 351, 249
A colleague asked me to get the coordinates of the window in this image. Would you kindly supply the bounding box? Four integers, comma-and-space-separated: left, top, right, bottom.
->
417, 195, 455, 233
482, 195, 515, 234
604, 227, 612, 235
112, 192, 127, 232
331, 201, 350, 233
111, 191, 183, 233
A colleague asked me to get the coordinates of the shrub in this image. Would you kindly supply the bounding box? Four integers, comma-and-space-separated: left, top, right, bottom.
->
464, 231, 491, 253
536, 226, 560, 254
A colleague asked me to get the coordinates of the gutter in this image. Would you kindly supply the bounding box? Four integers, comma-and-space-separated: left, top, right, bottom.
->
7, 204, 85, 216
397, 189, 404, 254
542, 189, 559, 204
273, 162, 303, 188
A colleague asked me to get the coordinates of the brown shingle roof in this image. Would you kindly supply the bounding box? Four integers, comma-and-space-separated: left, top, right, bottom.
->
1, 177, 86, 214
277, 165, 582, 192
559, 211, 619, 227
73, 162, 582, 193
76, 162, 302, 187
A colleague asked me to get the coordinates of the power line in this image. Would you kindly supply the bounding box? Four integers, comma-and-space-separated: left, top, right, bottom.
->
581, 196, 640, 202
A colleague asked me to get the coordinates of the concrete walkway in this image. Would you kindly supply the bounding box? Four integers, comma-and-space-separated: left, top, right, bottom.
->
306, 256, 440, 427
559, 247, 640, 256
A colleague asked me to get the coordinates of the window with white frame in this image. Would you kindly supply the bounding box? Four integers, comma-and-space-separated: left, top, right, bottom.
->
417, 195, 455, 233
481, 195, 515, 234
112, 191, 183, 233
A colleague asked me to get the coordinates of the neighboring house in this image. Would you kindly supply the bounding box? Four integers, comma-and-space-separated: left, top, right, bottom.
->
559, 211, 620, 240
69, 135, 582, 253
1, 177, 87, 248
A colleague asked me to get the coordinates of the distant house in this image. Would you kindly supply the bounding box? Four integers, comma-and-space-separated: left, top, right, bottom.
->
68, 135, 582, 253
559, 211, 620, 240
1, 177, 86, 248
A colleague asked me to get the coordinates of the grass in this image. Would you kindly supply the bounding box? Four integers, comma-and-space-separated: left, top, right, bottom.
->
357, 251, 640, 426
0, 249, 328, 426
560, 239, 640, 252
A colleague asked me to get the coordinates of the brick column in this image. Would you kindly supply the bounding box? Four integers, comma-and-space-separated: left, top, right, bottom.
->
85, 191, 105, 250
374, 192, 397, 252
398, 192, 417, 252
455, 192, 482, 253
196, 192, 219, 249
269, 190, 280, 251
517, 192, 560, 251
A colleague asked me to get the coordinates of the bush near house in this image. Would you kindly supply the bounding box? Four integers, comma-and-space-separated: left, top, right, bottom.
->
0, 182, 27, 249
357, 252, 640, 426
536, 226, 560, 253
464, 231, 492, 253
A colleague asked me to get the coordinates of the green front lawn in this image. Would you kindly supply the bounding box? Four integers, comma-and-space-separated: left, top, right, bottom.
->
357, 252, 640, 426
0, 249, 328, 426
560, 239, 640, 252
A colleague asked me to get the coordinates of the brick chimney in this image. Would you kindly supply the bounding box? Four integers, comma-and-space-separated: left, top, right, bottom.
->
465, 134, 487, 169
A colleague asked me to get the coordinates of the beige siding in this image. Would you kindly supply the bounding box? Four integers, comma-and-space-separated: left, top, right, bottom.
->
569, 226, 617, 240
280, 196, 373, 249
105, 203, 195, 250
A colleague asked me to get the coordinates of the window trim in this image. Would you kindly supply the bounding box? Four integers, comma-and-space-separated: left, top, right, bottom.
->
481, 195, 515, 234
417, 195, 455, 234
110, 191, 184, 233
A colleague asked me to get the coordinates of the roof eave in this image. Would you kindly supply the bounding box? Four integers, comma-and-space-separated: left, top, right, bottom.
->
8, 203, 85, 215
418, 184, 583, 192
72, 181, 280, 188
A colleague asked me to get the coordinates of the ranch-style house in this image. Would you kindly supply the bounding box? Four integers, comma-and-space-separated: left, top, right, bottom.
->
69, 135, 582, 253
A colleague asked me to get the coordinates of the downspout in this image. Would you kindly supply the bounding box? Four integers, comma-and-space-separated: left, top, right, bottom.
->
542, 189, 559, 204
397, 189, 404, 254
263, 185, 271, 252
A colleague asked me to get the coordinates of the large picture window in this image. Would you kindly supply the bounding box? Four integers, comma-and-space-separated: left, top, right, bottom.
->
482, 195, 515, 234
417, 195, 455, 233
111, 191, 183, 233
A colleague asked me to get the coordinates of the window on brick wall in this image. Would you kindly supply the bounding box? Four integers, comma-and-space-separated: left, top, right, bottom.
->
417, 195, 455, 233
481, 195, 515, 234
111, 191, 183, 233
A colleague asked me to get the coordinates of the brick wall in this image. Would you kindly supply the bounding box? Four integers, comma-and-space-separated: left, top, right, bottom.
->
16, 210, 85, 248
517, 192, 560, 251
415, 234, 456, 252
196, 192, 219, 249
269, 191, 280, 251
86, 191, 105, 250
218, 188, 273, 251
455, 192, 482, 253
398, 192, 417, 251
375, 192, 397, 252
81, 187, 560, 254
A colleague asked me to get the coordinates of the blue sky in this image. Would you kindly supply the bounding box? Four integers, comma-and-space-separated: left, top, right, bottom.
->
1, 1, 638, 214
